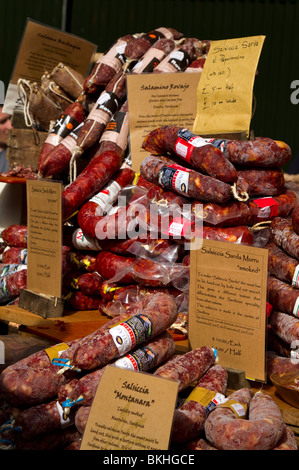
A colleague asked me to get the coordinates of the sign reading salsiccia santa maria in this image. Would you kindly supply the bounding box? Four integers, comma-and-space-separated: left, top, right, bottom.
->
189, 239, 268, 382
80, 366, 179, 451
193, 35, 265, 137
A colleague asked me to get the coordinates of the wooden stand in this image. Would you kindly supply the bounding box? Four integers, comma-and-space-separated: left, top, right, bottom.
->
18, 289, 65, 319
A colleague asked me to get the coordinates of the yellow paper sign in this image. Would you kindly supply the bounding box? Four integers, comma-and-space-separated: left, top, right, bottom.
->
189, 239, 268, 382
193, 35, 265, 137
80, 365, 179, 451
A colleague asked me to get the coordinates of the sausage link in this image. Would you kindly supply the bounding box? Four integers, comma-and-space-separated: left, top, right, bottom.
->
273, 426, 298, 450
152, 38, 200, 74
67, 290, 101, 310
268, 275, 299, 316
75, 406, 90, 435
269, 310, 299, 345
73, 272, 103, 295
267, 242, 299, 287
71, 292, 178, 370
205, 389, 285, 450
266, 351, 299, 378
154, 346, 216, 392
223, 137, 292, 167
62, 149, 122, 220
38, 101, 86, 175
1, 225, 27, 248
140, 155, 232, 203
235, 167, 285, 197
14, 426, 81, 451
77, 168, 135, 238
131, 38, 175, 74
186, 438, 218, 450
58, 332, 175, 410
292, 206, 299, 235
171, 364, 228, 443
0, 338, 83, 407
15, 399, 75, 440
83, 35, 133, 94
75, 72, 126, 154
2, 247, 27, 265
142, 126, 237, 183
124, 27, 183, 60
38, 121, 84, 178
270, 217, 299, 260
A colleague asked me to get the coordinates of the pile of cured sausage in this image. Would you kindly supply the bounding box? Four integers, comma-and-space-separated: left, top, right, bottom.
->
0, 26, 299, 450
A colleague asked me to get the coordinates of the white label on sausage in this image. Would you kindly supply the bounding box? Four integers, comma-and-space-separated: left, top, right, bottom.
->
292, 265, 299, 288
109, 314, 152, 356
293, 296, 299, 317
56, 401, 73, 429
72, 228, 102, 251
90, 180, 122, 216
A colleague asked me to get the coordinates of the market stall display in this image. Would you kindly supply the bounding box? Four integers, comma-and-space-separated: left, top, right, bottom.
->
0, 24, 298, 452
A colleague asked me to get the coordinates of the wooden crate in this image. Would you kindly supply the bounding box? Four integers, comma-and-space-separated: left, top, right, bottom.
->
6, 127, 47, 171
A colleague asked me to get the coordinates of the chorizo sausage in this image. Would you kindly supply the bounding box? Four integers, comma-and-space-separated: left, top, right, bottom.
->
205, 390, 285, 450
71, 292, 178, 370
62, 149, 122, 220
221, 137, 292, 167
0, 268, 27, 303
269, 310, 299, 345
38, 100, 86, 176
140, 155, 232, 203
171, 364, 228, 443
72, 272, 103, 296
77, 168, 135, 238
268, 275, 299, 316
142, 126, 237, 183
1, 247, 27, 265
153, 346, 216, 392
273, 426, 298, 450
267, 242, 299, 287
1, 225, 27, 248
67, 290, 101, 311
266, 350, 299, 378
38, 121, 85, 178
270, 217, 299, 260
235, 167, 285, 197
83, 35, 133, 94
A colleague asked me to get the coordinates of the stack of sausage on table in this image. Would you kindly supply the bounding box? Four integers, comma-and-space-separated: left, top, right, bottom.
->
1, 26, 299, 450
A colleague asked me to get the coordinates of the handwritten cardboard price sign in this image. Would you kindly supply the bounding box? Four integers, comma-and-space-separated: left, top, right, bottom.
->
80, 366, 179, 450
193, 35, 265, 137
189, 239, 268, 382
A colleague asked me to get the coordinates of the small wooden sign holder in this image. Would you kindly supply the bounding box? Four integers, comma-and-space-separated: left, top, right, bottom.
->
19, 289, 65, 318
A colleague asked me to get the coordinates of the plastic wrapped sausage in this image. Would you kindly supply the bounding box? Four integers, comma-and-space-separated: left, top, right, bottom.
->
140, 155, 232, 203
1, 225, 27, 248
204, 390, 285, 450
142, 126, 237, 183
70, 292, 178, 370
171, 364, 228, 443
268, 275, 299, 316
154, 346, 216, 392
0, 267, 27, 304
192, 190, 298, 228
1, 247, 27, 265
67, 290, 101, 311
77, 168, 135, 238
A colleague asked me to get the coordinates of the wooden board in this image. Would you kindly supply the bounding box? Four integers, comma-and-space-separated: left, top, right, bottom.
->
6, 127, 47, 170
